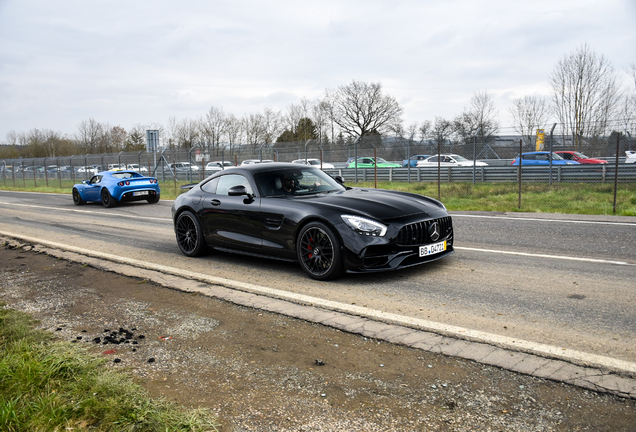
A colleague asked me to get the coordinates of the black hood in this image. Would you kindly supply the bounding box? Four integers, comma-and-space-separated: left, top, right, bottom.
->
292, 188, 446, 221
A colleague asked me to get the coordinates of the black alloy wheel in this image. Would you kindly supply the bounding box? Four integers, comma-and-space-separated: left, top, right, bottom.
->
175, 211, 207, 257
101, 188, 117, 208
297, 221, 344, 280
147, 193, 160, 204
72, 188, 85, 205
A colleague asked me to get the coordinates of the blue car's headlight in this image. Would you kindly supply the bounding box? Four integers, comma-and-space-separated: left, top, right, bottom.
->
341, 215, 387, 237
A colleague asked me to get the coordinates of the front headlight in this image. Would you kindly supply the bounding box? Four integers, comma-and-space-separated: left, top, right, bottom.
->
341, 215, 387, 237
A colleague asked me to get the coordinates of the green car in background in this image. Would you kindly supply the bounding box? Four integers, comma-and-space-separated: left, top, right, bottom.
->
346, 157, 401, 168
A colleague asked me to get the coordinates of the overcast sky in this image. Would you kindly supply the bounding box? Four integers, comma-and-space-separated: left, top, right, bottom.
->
1, 0, 635, 142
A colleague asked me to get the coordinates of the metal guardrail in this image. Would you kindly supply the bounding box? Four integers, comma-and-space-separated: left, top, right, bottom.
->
324, 165, 636, 184
2, 160, 636, 185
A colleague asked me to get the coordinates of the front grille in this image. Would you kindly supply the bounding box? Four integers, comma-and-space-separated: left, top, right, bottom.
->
396, 216, 452, 246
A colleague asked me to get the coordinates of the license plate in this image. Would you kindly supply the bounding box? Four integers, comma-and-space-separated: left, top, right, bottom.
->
419, 241, 446, 257
133, 191, 149, 196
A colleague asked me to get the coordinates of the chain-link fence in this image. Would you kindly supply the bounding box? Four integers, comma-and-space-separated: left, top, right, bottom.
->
2, 133, 635, 214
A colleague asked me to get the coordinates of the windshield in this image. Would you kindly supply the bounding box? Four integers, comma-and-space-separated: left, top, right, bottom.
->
375, 158, 389, 164
550, 153, 565, 160
453, 155, 469, 162
255, 167, 346, 197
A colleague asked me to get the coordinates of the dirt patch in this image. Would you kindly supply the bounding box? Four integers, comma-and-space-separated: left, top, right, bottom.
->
1, 243, 635, 431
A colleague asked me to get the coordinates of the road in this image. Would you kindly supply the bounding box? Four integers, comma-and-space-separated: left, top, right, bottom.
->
0, 190, 635, 364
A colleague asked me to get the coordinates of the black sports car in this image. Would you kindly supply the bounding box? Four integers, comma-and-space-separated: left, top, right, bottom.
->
171, 163, 453, 280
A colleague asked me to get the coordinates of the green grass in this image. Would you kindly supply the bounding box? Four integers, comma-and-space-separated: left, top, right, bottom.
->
1, 177, 635, 216
0, 306, 220, 431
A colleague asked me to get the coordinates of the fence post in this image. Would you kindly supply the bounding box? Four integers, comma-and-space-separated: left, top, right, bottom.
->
613, 133, 621, 214
518, 139, 522, 209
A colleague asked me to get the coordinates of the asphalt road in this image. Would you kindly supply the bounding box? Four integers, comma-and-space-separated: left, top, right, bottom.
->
0, 190, 634, 364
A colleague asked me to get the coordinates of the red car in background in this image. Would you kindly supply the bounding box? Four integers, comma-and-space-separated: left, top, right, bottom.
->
555, 151, 608, 164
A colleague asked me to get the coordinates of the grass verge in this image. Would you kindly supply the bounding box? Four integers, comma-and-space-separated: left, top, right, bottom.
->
1, 178, 635, 216
0, 305, 219, 431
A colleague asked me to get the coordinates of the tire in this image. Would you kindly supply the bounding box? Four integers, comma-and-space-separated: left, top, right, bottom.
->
297, 221, 344, 281
101, 188, 117, 208
147, 193, 160, 204
175, 210, 207, 257
72, 188, 85, 206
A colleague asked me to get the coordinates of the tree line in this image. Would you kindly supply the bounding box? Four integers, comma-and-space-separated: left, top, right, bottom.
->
2, 44, 635, 160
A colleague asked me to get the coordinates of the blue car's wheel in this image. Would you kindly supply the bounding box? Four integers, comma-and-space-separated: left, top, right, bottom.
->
101, 188, 117, 208
297, 222, 344, 280
175, 210, 207, 257
72, 188, 85, 206
147, 193, 160, 204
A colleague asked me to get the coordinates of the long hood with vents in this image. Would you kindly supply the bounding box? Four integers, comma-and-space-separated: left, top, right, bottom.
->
289, 188, 446, 222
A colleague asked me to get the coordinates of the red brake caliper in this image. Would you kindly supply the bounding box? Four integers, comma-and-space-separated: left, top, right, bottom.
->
307, 236, 314, 258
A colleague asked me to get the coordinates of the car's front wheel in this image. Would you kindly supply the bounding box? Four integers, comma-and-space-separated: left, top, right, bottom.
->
297, 221, 344, 280
72, 188, 85, 206
175, 210, 207, 257
101, 188, 117, 208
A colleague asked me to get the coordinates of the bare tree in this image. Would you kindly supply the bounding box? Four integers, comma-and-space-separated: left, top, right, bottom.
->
225, 114, 243, 156
431, 117, 453, 149
453, 91, 500, 143
509, 95, 549, 147
243, 113, 266, 148
76, 118, 103, 153
418, 120, 432, 143
167, 117, 199, 150
550, 44, 621, 149
261, 107, 283, 145
326, 80, 403, 141
201, 106, 227, 156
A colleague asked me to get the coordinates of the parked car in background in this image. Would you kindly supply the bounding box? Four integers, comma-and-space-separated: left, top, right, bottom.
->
125, 163, 148, 173
417, 154, 488, 167
346, 157, 401, 168
555, 151, 607, 164
240, 159, 274, 165
108, 164, 125, 170
511, 152, 580, 166
292, 158, 335, 169
72, 170, 160, 208
169, 162, 199, 172
205, 161, 236, 171
23, 165, 45, 173
625, 151, 636, 164
76, 165, 102, 174
402, 155, 431, 167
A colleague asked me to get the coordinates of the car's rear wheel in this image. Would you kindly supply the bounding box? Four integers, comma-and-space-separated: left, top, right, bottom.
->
147, 193, 160, 204
101, 188, 117, 208
72, 188, 85, 206
175, 210, 207, 257
297, 221, 344, 280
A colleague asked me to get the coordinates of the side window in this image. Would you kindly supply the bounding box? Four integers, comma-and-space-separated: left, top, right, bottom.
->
429, 156, 438, 163
201, 177, 219, 193
216, 174, 253, 196
89, 175, 101, 184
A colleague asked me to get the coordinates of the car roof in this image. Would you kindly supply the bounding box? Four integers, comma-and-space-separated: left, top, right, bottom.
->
216, 162, 315, 174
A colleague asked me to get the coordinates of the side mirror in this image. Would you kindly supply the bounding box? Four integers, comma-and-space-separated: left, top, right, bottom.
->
334, 176, 345, 185
82, 180, 89, 185
228, 185, 247, 196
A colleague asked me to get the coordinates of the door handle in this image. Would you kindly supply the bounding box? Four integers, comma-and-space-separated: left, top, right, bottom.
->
210, 199, 221, 206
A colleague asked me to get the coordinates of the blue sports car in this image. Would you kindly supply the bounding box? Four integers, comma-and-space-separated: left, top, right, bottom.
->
72, 170, 160, 207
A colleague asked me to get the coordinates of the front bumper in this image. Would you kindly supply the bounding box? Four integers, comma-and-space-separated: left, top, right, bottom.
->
337, 215, 454, 273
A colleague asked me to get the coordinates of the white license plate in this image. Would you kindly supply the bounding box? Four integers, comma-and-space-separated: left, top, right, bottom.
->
419, 241, 447, 257
133, 191, 149, 196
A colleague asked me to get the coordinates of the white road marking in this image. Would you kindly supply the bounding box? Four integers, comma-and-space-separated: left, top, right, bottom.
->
453, 213, 636, 226
0, 201, 172, 222
455, 246, 633, 266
